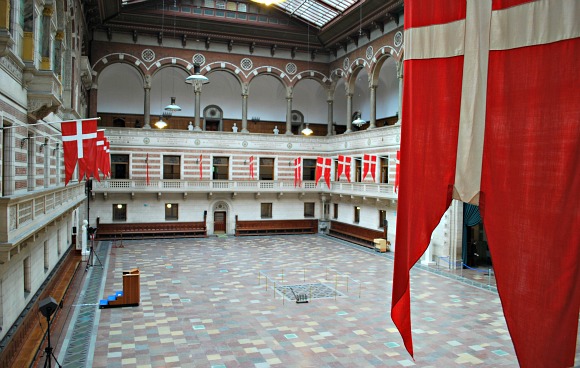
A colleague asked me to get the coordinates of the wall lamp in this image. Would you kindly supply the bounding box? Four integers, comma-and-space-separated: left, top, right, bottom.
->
20, 137, 29, 148
53, 143, 60, 154
39, 138, 48, 152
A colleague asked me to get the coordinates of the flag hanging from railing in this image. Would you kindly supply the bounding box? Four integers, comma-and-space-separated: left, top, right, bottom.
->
199, 154, 203, 180
94, 130, 106, 182
337, 155, 352, 182
61, 118, 98, 185
249, 156, 254, 179
394, 150, 400, 193
315, 157, 332, 189
392, 1, 580, 367
294, 157, 302, 187
362, 154, 377, 182
104, 140, 110, 178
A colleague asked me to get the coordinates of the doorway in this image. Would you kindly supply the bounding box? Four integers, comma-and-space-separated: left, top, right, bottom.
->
214, 211, 226, 233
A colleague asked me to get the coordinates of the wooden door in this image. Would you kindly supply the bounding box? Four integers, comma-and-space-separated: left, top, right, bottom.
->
214, 211, 226, 232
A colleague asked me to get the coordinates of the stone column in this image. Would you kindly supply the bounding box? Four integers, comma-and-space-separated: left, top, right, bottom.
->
40, 6, 53, 70
2, 120, 15, 195
27, 134, 35, 191
368, 85, 377, 129
396, 61, 404, 125
241, 90, 249, 133
345, 93, 353, 133
143, 75, 151, 129
285, 96, 293, 135
193, 81, 202, 131
327, 99, 334, 136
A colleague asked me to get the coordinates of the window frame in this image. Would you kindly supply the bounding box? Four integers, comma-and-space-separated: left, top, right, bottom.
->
113, 203, 127, 221
110, 154, 130, 179
261, 203, 273, 219
304, 202, 315, 218
163, 155, 181, 180
354, 206, 360, 223
165, 203, 179, 221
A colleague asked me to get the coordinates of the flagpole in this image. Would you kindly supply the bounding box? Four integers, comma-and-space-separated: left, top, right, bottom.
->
0, 117, 102, 130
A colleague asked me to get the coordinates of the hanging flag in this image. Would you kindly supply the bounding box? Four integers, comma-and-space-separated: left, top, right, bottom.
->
362, 154, 377, 182
392, 1, 580, 367
337, 155, 352, 182
394, 150, 400, 193
61, 119, 98, 185
315, 157, 332, 189
94, 130, 106, 182
249, 156, 254, 180
293, 157, 302, 188
199, 154, 203, 180
146, 153, 150, 186
104, 140, 111, 178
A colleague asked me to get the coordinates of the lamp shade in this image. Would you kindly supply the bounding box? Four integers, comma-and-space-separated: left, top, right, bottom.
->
164, 97, 181, 112
301, 124, 313, 136
154, 118, 167, 129
186, 64, 209, 84
352, 113, 366, 127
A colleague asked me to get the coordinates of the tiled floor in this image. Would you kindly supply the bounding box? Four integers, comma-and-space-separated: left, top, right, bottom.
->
54, 234, 533, 368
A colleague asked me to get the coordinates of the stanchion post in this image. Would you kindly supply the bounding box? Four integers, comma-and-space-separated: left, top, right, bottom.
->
309, 285, 312, 301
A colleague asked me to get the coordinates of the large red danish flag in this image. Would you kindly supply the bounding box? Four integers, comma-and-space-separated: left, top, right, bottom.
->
315, 157, 332, 189
61, 119, 98, 185
392, 1, 579, 367
362, 154, 377, 182
249, 156, 255, 180
293, 157, 302, 188
336, 155, 352, 182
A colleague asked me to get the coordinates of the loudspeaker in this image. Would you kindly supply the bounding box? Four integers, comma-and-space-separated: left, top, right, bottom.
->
72, 226, 77, 234
39, 296, 58, 319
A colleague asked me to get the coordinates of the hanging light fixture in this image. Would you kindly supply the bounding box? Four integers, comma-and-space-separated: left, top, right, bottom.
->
185, 63, 209, 84
301, 123, 313, 136
164, 96, 181, 112
352, 112, 366, 127
155, 117, 168, 129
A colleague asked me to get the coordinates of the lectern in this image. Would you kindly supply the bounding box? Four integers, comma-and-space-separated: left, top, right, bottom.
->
99, 268, 140, 308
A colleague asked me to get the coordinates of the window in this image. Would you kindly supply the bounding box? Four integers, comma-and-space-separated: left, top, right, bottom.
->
304, 202, 315, 217
354, 206, 360, 223
24, 257, 31, 294
111, 154, 130, 179
333, 203, 338, 219
44, 240, 49, 271
216, 0, 226, 9
302, 159, 316, 181
165, 203, 178, 220
213, 156, 229, 180
379, 210, 387, 228
380, 157, 389, 184
238, 3, 247, 12
259, 158, 274, 180
163, 155, 181, 179
354, 159, 362, 182
261, 203, 272, 219
113, 204, 127, 221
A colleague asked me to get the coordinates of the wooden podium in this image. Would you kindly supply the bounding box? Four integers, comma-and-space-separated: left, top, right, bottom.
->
100, 268, 140, 308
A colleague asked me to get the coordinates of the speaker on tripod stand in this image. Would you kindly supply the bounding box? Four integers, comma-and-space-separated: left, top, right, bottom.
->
39, 296, 62, 368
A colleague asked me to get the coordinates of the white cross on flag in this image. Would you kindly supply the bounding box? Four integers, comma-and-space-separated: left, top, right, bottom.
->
293, 157, 302, 188
61, 119, 98, 185
337, 155, 352, 182
362, 154, 377, 182
315, 157, 332, 189
392, 1, 579, 367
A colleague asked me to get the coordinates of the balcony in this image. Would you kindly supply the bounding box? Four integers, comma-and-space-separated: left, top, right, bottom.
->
0, 183, 86, 262
91, 179, 397, 201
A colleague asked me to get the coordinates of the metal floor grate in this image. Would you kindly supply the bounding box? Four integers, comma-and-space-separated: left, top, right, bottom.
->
275, 283, 345, 301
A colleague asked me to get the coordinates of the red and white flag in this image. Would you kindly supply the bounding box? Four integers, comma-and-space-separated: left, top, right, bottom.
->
362, 154, 377, 182
249, 156, 255, 180
394, 150, 400, 193
315, 157, 332, 189
293, 157, 302, 188
103, 140, 110, 178
199, 154, 203, 180
146, 153, 150, 186
392, 1, 580, 367
337, 155, 352, 182
61, 119, 98, 185
94, 130, 106, 182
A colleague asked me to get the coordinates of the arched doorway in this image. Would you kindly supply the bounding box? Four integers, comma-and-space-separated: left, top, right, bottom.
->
210, 200, 231, 235
203, 105, 223, 131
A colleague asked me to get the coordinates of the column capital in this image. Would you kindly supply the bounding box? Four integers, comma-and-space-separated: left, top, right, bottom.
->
43, 6, 54, 17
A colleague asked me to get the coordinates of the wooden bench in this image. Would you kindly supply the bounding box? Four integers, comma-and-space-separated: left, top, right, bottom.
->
235, 217, 318, 236
95, 218, 207, 240
328, 220, 386, 249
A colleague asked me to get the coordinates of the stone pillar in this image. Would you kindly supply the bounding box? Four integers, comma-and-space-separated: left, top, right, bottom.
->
345, 93, 353, 133
368, 85, 377, 129
143, 75, 151, 129
396, 61, 404, 125
54, 31, 64, 79
285, 96, 293, 135
1, 120, 15, 196
326, 99, 333, 136
27, 134, 35, 191
194, 82, 202, 131
241, 93, 249, 133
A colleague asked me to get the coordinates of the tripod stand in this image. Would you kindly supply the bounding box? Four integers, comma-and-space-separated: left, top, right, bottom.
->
39, 297, 62, 368
85, 234, 103, 272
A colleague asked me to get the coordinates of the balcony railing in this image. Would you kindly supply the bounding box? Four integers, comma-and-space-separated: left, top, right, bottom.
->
91, 179, 397, 199
0, 183, 86, 248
